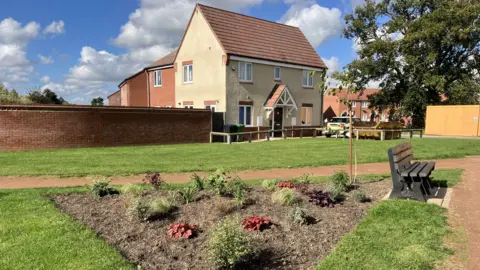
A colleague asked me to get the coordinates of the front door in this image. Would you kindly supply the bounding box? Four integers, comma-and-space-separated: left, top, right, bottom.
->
273, 107, 283, 137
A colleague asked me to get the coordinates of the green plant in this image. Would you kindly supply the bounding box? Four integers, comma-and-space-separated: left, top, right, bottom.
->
191, 173, 205, 191
330, 170, 349, 191
214, 198, 238, 217
351, 189, 368, 203
271, 188, 296, 206
120, 184, 142, 196
287, 207, 309, 225
207, 216, 255, 267
128, 197, 172, 220
91, 178, 118, 198
177, 186, 196, 204
229, 177, 246, 205
327, 184, 344, 201
261, 179, 277, 191
296, 173, 312, 183
207, 169, 231, 196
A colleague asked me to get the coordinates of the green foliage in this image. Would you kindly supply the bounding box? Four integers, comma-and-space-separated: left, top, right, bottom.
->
330, 171, 349, 191
120, 184, 142, 197
207, 169, 231, 196
351, 189, 368, 203
128, 197, 172, 220
229, 177, 246, 205
28, 88, 67, 104
287, 207, 309, 225
91, 178, 118, 198
191, 173, 205, 191
271, 188, 296, 206
327, 184, 344, 201
207, 216, 255, 267
261, 179, 277, 191
0, 85, 32, 105
177, 186, 196, 204
90, 97, 104, 106
341, 0, 480, 127
296, 173, 312, 183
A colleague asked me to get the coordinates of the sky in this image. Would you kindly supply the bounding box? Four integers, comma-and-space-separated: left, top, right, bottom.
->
0, 0, 367, 104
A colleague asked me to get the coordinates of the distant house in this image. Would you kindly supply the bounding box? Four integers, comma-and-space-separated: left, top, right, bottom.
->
107, 90, 121, 106
323, 88, 390, 122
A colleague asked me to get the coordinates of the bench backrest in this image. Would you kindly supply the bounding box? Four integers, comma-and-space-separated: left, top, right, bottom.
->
388, 142, 413, 171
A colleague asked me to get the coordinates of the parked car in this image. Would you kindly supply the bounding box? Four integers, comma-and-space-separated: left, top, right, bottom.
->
325, 117, 362, 138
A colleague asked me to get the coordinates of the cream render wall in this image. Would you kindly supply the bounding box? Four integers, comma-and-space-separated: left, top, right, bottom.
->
226, 60, 324, 127
174, 7, 226, 110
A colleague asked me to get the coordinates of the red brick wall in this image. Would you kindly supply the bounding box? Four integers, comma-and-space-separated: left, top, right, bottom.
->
128, 71, 148, 106
108, 91, 121, 106
149, 68, 175, 107
0, 105, 211, 151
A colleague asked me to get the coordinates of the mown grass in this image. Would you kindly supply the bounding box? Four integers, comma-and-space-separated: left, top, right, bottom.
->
0, 138, 478, 177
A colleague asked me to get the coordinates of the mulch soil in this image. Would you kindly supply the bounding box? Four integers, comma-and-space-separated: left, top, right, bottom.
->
53, 180, 390, 270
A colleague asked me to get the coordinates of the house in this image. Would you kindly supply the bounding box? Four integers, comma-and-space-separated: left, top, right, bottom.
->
107, 90, 121, 106
173, 4, 327, 130
118, 50, 176, 107
323, 88, 390, 122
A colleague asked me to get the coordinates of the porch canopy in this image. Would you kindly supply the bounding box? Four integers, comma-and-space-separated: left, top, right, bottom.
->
264, 84, 298, 117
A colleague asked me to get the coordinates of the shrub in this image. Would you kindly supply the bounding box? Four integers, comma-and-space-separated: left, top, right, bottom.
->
91, 178, 118, 198
287, 207, 309, 225
277, 181, 294, 189
177, 186, 196, 204
191, 173, 205, 191
214, 199, 238, 217
128, 197, 172, 220
308, 190, 335, 208
144, 171, 164, 190
229, 177, 246, 205
242, 216, 271, 232
294, 182, 310, 194
327, 184, 344, 201
271, 188, 296, 206
330, 170, 349, 191
120, 184, 143, 197
167, 223, 197, 239
207, 216, 255, 267
261, 179, 277, 191
207, 169, 231, 196
296, 173, 312, 183
351, 189, 368, 203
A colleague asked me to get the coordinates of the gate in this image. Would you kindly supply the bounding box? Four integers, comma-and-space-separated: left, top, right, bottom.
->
212, 112, 225, 142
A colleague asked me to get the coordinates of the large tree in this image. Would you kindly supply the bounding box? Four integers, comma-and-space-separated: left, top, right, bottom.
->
91, 97, 104, 106
343, 0, 480, 127
0, 84, 33, 105
28, 88, 67, 104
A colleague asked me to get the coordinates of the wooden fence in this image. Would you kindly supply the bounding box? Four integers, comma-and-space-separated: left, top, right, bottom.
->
210, 127, 323, 144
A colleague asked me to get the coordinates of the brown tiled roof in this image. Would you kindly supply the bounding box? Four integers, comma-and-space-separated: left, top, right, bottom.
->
198, 4, 326, 69
327, 88, 381, 100
147, 49, 177, 69
264, 84, 286, 107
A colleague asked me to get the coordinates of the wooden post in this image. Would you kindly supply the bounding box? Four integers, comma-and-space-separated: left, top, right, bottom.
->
300, 129, 303, 138
380, 131, 385, 141
266, 131, 270, 141
420, 130, 423, 138
356, 129, 359, 140
283, 129, 287, 139
410, 130, 413, 138
210, 133, 213, 143
313, 129, 317, 138
227, 134, 231, 144
248, 133, 252, 143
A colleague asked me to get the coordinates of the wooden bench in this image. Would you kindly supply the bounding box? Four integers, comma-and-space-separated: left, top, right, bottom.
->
387, 142, 435, 202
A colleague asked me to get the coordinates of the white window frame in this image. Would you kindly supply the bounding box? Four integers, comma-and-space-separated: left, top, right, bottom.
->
302, 70, 313, 88
301, 106, 312, 126
184, 105, 193, 109
205, 104, 216, 112
362, 113, 368, 121
352, 101, 357, 107
238, 105, 253, 127
183, 64, 193, 84
274, 66, 281, 81
362, 101, 368, 108
153, 70, 162, 87
238, 62, 253, 82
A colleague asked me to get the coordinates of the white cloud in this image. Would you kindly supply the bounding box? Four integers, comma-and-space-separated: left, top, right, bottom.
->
38, 54, 54, 64
40, 76, 50, 83
0, 18, 40, 85
323, 56, 340, 75
43, 20, 65, 35
279, 1, 344, 48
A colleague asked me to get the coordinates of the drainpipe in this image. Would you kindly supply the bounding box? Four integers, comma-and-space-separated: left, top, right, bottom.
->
146, 70, 151, 107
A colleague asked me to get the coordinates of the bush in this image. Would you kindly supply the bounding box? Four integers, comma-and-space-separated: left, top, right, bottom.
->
308, 190, 335, 208
207, 169, 231, 196
167, 223, 197, 239
91, 178, 118, 198
207, 216, 255, 267
128, 197, 173, 220
296, 173, 312, 183
261, 179, 277, 191
177, 186, 196, 204
144, 171, 164, 190
120, 184, 143, 196
277, 181, 294, 189
242, 216, 271, 232
229, 177, 246, 205
351, 189, 368, 203
191, 173, 205, 191
287, 207, 309, 225
271, 188, 296, 206
330, 170, 349, 191
327, 184, 344, 201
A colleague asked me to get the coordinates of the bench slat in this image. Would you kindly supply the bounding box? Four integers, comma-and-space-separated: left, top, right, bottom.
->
419, 162, 435, 177
393, 149, 413, 162
409, 162, 428, 177
391, 142, 411, 155
400, 162, 420, 177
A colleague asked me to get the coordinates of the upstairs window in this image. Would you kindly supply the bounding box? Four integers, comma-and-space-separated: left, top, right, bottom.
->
274, 66, 281, 80
302, 70, 313, 87
238, 62, 253, 82
154, 71, 162, 87
362, 101, 368, 108
352, 101, 357, 107
183, 64, 193, 83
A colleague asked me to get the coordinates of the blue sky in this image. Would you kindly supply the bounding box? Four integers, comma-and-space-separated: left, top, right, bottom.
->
0, 0, 364, 104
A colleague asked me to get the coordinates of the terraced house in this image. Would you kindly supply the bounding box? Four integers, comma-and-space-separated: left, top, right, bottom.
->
114, 4, 328, 130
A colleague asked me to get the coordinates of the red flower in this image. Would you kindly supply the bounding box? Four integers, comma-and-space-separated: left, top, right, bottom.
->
242, 216, 271, 231
167, 223, 197, 238
277, 181, 294, 188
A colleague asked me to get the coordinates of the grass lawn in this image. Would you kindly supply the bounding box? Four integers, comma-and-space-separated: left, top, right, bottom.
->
0, 138, 478, 177
0, 169, 461, 269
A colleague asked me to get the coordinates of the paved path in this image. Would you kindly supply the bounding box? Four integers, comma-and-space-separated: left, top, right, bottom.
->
0, 157, 473, 189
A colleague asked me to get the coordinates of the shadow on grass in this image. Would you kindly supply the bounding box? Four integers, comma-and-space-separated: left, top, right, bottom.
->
431, 179, 449, 188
